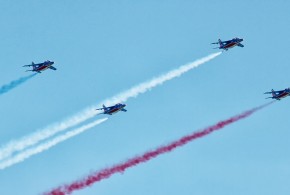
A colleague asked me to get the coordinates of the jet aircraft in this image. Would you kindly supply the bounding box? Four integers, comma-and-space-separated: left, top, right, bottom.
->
264, 88, 290, 100
23, 60, 56, 73
96, 103, 127, 115
211, 37, 244, 51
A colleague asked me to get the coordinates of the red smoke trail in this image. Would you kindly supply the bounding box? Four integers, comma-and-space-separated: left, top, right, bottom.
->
45, 102, 273, 195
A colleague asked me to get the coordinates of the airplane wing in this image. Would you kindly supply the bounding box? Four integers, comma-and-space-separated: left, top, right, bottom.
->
49, 66, 57, 70
237, 43, 244, 47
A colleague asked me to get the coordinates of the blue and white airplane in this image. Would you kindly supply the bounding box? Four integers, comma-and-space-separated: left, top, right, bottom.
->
211, 37, 244, 51
264, 88, 290, 100
96, 103, 127, 115
23, 60, 56, 73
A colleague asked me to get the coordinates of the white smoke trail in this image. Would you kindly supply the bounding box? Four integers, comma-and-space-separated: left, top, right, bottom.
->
0, 52, 221, 161
0, 118, 108, 170
0, 110, 97, 161
103, 52, 222, 105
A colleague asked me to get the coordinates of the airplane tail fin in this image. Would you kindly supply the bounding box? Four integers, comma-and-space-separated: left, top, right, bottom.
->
31, 62, 36, 71
271, 89, 275, 97
218, 39, 223, 47
102, 104, 107, 110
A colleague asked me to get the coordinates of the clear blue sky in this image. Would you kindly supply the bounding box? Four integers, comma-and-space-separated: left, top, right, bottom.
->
1, 1, 290, 195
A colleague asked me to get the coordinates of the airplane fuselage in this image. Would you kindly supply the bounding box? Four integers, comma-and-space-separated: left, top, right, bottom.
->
34, 65, 52, 72
104, 105, 126, 115
274, 92, 290, 100
222, 42, 239, 49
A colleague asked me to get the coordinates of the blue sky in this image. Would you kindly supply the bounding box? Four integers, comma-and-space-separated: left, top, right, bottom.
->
0, 1, 290, 195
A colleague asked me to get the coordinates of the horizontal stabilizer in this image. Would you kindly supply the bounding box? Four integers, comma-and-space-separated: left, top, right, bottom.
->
96, 105, 107, 111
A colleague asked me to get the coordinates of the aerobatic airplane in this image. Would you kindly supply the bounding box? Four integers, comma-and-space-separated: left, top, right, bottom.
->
23, 60, 56, 73
264, 88, 290, 100
96, 103, 127, 115
211, 37, 244, 51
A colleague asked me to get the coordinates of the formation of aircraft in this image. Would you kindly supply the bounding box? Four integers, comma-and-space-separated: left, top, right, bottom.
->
264, 88, 290, 100
18, 37, 287, 118
23, 60, 57, 73
211, 37, 244, 51
96, 103, 127, 115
